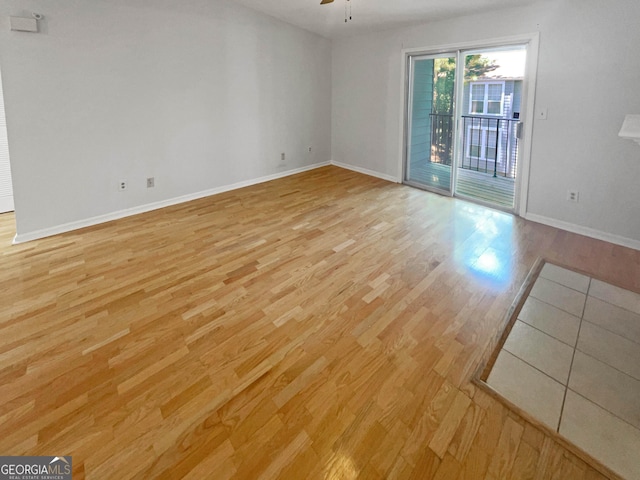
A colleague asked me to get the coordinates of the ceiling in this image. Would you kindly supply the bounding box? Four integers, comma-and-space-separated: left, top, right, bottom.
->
232, 0, 542, 39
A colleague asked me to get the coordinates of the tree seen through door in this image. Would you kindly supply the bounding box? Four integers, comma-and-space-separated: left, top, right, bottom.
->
430, 56, 498, 166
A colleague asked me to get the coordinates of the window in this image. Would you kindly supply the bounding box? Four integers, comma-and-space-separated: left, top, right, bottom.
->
469, 82, 505, 116
467, 126, 500, 160
471, 85, 485, 114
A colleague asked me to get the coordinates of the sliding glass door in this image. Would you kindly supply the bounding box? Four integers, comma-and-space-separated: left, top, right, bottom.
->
404, 44, 530, 212
404, 53, 456, 194
456, 47, 526, 209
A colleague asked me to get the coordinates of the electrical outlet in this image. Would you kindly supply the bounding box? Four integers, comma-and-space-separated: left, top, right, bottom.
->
118, 180, 127, 191
281, 153, 285, 161
147, 177, 155, 188
537, 108, 548, 120
308, 146, 312, 152
567, 190, 579, 202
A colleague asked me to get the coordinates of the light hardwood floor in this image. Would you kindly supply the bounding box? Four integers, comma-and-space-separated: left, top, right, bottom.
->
1, 166, 638, 479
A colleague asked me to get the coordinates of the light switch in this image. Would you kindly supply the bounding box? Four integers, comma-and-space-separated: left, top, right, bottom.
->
537, 108, 548, 120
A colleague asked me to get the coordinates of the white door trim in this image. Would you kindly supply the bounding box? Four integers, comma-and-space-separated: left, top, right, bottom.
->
399, 32, 540, 216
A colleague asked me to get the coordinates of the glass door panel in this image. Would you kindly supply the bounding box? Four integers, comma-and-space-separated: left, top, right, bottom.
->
405, 54, 456, 193
456, 47, 527, 209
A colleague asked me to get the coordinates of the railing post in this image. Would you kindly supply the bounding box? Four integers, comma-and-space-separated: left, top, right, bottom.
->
458, 115, 520, 179
493, 119, 499, 178
476, 117, 480, 172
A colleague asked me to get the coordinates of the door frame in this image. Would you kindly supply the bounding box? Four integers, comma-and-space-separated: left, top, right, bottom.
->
404, 52, 458, 196
399, 33, 540, 216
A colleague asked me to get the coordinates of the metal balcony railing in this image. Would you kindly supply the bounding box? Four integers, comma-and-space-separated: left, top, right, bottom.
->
427, 114, 519, 179
461, 115, 518, 178
427, 113, 455, 167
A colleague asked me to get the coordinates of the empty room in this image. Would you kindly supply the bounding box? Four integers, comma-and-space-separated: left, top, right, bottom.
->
0, 0, 639, 479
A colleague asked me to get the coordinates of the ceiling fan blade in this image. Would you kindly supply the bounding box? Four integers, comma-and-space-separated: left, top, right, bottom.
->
320, 0, 334, 4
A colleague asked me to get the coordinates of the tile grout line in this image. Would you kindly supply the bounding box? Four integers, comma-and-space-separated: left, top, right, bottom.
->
515, 317, 578, 348
567, 388, 640, 436
529, 293, 584, 318
539, 272, 640, 431
539, 271, 590, 295
589, 292, 640, 316
496, 274, 578, 393
498, 349, 565, 391
589, 277, 640, 313
545, 262, 640, 344
556, 276, 591, 433
490, 266, 640, 477
574, 344, 640, 383
581, 276, 591, 318
579, 316, 640, 349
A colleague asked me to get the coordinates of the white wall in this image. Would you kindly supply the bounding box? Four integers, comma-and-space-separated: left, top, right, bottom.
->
0, 0, 331, 239
332, 0, 640, 245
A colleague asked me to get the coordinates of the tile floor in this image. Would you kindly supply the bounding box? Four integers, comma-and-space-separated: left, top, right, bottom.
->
486, 262, 640, 480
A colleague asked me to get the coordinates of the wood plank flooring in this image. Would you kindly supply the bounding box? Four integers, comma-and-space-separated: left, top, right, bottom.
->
0, 166, 638, 479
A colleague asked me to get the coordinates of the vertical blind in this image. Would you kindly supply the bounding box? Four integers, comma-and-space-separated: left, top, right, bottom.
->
0, 69, 14, 213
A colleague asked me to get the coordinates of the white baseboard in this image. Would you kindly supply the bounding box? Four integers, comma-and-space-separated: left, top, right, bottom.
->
330, 161, 640, 252
524, 213, 640, 251
331, 160, 400, 183
13, 162, 330, 244
19, 163, 636, 252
